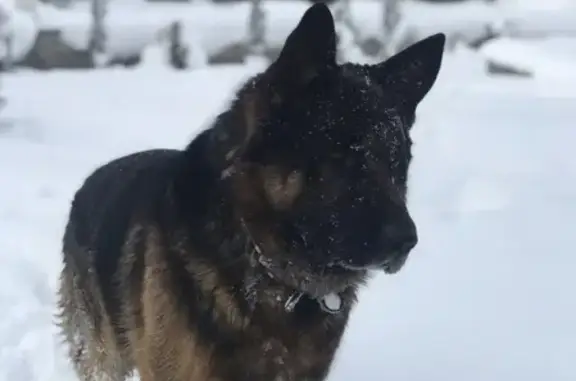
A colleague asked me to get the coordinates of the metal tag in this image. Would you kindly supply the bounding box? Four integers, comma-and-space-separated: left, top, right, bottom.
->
319, 292, 342, 314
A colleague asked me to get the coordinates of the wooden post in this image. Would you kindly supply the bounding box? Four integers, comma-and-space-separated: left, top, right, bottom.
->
4, 33, 13, 71
168, 21, 189, 70
89, 0, 108, 67
0, 11, 11, 111
0, 1, 11, 70
246, 0, 267, 61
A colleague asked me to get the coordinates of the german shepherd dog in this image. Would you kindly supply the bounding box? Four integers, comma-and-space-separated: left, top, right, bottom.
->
57, 4, 445, 381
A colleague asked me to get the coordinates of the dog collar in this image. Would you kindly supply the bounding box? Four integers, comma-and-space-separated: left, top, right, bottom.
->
255, 247, 344, 315
242, 219, 344, 315
284, 290, 343, 315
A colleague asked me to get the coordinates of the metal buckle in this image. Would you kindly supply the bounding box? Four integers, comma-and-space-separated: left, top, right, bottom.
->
284, 291, 303, 312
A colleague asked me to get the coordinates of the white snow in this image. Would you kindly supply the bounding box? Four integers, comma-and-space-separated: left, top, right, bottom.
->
2, 9, 576, 381
480, 36, 576, 80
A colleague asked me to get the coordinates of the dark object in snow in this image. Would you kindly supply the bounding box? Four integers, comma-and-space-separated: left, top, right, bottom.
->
247, 0, 267, 59
17, 28, 140, 70
467, 24, 501, 50
306, 0, 339, 4
89, 0, 107, 65
417, 0, 470, 3
210, 0, 338, 3
109, 54, 142, 68
19, 29, 93, 70
168, 21, 189, 70
56, 4, 446, 381
209, 42, 283, 64
0, 35, 13, 71
360, 36, 384, 57
486, 59, 533, 78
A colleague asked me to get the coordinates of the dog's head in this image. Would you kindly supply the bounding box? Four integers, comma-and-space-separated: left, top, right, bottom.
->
218, 4, 445, 296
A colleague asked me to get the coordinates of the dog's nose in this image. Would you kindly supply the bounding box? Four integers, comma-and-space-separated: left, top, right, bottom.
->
381, 218, 418, 255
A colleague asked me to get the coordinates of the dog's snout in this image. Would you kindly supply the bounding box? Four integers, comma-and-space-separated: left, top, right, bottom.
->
381, 217, 418, 255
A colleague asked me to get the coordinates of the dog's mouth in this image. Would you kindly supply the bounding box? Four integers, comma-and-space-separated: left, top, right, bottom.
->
255, 253, 367, 299
244, 221, 408, 299
381, 254, 409, 274
255, 249, 409, 299
337, 252, 409, 275
243, 223, 366, 298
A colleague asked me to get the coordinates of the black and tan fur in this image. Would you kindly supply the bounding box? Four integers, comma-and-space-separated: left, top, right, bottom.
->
56, 4, 446, 381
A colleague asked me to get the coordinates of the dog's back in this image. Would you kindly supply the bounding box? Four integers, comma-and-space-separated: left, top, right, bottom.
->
58, 148, 182, 381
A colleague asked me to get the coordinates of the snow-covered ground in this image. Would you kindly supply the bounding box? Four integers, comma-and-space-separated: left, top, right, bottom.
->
1, 49, 576, 381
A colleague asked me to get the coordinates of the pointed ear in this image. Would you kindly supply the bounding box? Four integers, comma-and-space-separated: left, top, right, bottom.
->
267, 3, 337, 96
371, 33, 446, 110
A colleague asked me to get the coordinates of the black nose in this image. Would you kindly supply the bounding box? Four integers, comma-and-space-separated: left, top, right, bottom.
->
381, 218, 418, 255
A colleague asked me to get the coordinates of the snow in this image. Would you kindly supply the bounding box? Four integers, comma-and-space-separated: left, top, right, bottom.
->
480, 37, 576, 80
1, 47, 576, 381
498, 0, 576, 36
1, 3, 575, 381
6, 0, 576, 64
0, 65, 253, 380
36, 0, 498, 59
331, 62, 576, 380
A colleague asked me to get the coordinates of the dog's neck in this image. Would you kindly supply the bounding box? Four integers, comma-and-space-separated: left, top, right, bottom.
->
240, 218, 345, 315
182, 133, 350, 316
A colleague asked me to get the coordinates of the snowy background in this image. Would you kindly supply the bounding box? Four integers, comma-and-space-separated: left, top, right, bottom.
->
1, 0, 576, 380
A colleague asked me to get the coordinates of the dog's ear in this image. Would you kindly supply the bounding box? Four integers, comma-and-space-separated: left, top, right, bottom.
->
371, 33, 445, 112
267, 3, 337, 97
223, 4, 336, 167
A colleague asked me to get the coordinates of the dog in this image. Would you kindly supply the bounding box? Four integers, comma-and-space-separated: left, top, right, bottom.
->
56, 4, 445, 381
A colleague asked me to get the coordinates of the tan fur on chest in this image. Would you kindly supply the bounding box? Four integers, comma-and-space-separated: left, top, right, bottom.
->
132, 229, 216, 381
123, 227, 331, 381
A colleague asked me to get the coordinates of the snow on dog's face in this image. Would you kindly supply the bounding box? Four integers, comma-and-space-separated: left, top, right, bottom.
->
222, 4, 445, 297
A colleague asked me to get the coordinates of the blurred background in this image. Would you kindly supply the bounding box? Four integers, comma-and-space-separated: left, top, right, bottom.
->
1, 0, 575, 72
1, 1, 575, 381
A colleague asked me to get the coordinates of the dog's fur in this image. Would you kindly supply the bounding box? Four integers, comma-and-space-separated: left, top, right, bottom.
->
56, 4, 445, 381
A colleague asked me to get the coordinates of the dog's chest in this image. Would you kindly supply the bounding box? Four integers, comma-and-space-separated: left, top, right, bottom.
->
236, 300, 348, 381
260, 338, 291, 371
250, 336, 328, 381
